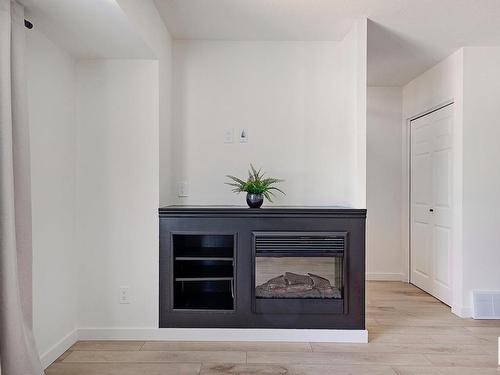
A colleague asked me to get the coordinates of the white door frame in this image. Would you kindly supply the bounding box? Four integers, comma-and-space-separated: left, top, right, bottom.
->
404, 101, 454, 291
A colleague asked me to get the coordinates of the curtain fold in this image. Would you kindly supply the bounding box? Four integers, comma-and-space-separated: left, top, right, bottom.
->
0, 0, 44, 374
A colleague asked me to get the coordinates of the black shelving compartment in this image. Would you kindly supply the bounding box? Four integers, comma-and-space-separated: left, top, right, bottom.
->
172, 234, 235, 310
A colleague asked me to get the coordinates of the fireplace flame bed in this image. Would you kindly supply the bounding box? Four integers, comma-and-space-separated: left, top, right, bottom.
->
256, 272, 342, 299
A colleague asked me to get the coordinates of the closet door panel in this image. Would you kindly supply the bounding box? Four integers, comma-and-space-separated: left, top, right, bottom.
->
410, 104, 453, 305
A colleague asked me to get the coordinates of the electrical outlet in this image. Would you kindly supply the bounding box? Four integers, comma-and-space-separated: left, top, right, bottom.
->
239, 129, 248, 143
178, 181, 189, 197
224, 128, 234, 143
119, 286, 130, 304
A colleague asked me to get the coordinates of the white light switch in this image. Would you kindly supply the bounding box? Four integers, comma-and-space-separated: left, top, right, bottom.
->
224, 128, 234, 143
119, 286, 130, 304
239, 129, 248, 143
178, 181, 189, 197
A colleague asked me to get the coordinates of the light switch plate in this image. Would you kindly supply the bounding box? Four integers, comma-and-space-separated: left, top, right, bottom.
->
224, 128, 234, 143
119, 286, 130, 304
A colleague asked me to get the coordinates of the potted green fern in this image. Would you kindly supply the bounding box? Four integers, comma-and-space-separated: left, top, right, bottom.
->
226, 164, 285, 208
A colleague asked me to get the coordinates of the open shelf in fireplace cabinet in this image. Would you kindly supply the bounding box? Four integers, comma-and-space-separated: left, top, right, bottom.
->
172, 234, 235, 311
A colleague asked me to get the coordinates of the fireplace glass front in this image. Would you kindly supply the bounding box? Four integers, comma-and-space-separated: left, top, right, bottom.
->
255, 256, 343, 299
254, 233, 345, 301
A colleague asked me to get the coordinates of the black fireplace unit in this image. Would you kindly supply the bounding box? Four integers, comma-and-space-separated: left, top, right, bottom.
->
159, 206, 366, 330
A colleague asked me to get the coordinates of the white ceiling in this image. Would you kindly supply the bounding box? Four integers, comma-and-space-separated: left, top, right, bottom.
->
21, 0, 154, 59
154, 0, 500, 86
20, 0, 500, 85
154, 0, 361, 41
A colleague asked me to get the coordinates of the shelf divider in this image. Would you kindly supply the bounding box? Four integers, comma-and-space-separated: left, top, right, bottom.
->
175, 277, 234, 282
175, 257, 233, 261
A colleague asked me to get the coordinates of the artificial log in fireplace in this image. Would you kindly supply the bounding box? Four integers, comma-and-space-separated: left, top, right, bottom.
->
255, 272, 341, 299
159, 206, 366, 329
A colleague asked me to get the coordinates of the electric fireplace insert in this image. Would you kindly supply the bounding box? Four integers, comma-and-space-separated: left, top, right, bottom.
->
253, 232, 346, 314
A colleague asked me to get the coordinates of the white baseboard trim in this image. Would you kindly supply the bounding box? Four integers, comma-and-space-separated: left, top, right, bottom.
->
39, 328, 78, 369
366, 272, 405, 281
78, 328, 368, 343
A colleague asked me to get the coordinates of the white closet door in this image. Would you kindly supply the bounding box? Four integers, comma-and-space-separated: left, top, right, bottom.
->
410, 104, 453, 305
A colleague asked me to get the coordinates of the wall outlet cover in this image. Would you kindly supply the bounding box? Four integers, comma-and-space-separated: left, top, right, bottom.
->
178, 181, 189, 197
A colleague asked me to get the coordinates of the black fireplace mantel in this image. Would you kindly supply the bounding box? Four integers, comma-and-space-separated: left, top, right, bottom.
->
159, 205, 366, 330
159, 205, 366, 218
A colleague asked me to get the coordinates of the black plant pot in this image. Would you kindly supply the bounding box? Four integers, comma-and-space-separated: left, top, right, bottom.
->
246, 193, 264, 208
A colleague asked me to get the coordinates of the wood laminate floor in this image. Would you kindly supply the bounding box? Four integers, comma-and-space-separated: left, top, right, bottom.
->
45, 282, 500, 374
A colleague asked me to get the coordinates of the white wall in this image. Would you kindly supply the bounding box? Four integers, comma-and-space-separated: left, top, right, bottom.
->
26, 0, 167, 365
461, 47, 500, 313
171, 28, 366, 207
403, 51, 463, 118
348, 19, 368, 208
116, 0, 174, 205
403, 47, 500, 317
366, 87, 403, 281
70, 19, 367, 340
75, 60, 159, 329
27, 29, 77, 361
27, 7, 370, 355
402, 51, 465, 312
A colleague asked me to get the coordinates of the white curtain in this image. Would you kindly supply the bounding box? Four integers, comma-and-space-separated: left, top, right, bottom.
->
0, 1, 44, 374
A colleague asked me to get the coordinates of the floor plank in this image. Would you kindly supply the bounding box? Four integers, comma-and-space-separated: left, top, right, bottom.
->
63, 350, 246, 364
46, 363, 201, 375
246, 351, 432, 366
200, 363, 397, 374
141, 341, 311, 352
424, 353, 498, 368
392, 366, 500, 375
70, 341, 145, 351
310, 342, 487, 355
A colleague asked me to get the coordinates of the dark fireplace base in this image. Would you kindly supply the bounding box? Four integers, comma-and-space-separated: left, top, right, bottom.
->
159, 206, 366, 330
